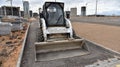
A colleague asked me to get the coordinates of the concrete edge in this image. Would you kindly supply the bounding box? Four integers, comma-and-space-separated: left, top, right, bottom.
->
16, 23, 30, 67
85, 38, 120, 55
75, 33, 120, 55
71, 20, 120, 27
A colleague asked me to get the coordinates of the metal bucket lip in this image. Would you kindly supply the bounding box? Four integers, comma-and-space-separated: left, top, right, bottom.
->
35, 38, 85, 45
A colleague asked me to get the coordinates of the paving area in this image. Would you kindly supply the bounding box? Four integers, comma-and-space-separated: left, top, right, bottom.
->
21, 21, 120, 67
72, 22, 120, 52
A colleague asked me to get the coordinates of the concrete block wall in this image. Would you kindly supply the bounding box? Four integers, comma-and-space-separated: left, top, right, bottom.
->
71, 16, 120, 25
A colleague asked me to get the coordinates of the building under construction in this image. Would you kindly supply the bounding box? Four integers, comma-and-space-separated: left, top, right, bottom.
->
70, 8, 77, 17
1, 6, 20, 16
23, 1, 29, 18
81, 6, 86, 16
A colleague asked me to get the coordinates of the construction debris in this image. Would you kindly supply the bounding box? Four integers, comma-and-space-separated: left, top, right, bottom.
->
0, 23, 12, 35
0, 23, 28, 67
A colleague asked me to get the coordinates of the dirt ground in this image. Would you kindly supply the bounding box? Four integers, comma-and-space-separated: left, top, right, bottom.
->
0, 24, 28, 67
72, 22, 120, 52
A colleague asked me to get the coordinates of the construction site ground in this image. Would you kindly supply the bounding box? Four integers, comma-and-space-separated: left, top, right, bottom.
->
20, 21, 120, 67
0, 19, 120, 67
72, 22, 120, 53
0, 24, 28, 67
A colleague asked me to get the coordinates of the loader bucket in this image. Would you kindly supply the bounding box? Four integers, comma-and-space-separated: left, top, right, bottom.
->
35, 39, 90, 61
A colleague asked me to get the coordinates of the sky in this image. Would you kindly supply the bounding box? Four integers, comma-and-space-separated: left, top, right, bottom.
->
0, 0, 120, 15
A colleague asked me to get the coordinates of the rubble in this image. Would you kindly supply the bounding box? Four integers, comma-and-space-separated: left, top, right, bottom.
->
0, 49, 8, 57
0, 23, 12, 35
0, 23, 28, 67
0, 60, 2, 67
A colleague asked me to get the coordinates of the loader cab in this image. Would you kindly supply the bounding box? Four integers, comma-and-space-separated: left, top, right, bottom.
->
42, 2, 65, 27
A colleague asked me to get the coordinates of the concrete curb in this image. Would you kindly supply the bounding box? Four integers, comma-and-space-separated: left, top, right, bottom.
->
85, 39, 120, 55
76, 34, 120, 55
16, 23, 30, 67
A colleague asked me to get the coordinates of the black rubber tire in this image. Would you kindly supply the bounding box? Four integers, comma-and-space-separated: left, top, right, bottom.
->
72, 29, 80, 39
39, 29, 44, 42
36, 28, 44, 42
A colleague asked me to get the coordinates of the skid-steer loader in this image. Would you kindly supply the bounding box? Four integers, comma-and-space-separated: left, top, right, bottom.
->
35, 2, 89, 61
34, 3, 120, 66
26, 2, 120, 67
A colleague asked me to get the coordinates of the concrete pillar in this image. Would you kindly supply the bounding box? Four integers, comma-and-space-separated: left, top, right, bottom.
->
4, 7, 7, 16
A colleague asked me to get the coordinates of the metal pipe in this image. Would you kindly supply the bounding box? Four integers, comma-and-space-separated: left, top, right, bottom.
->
95, 0, 98, 16
86, 3, 88, 16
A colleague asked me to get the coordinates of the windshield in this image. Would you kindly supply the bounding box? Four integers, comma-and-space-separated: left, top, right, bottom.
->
46, 4, 64, 26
